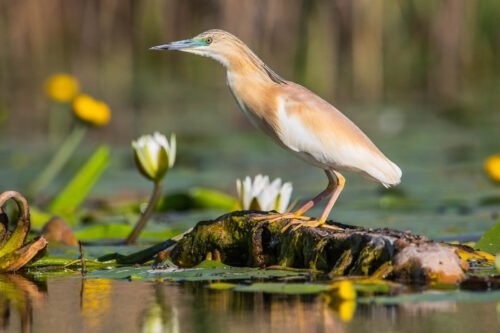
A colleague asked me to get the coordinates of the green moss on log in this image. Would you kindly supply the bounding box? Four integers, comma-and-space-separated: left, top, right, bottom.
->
170, 211, 468, 284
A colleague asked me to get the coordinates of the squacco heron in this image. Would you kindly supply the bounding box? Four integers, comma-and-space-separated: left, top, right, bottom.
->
151, 29, 402, 229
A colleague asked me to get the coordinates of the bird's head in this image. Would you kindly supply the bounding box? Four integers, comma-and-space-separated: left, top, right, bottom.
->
150, 29, 245, 67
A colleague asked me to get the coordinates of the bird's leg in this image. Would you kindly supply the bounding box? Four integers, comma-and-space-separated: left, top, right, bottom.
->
294, 170, 345, 231
294, 170, 337, 216
254, 170, 336, 224
280, 170, 338, 231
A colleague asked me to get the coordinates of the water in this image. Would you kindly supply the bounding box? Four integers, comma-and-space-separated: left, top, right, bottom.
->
0, 99, 499, 333
2, 275, 499, 333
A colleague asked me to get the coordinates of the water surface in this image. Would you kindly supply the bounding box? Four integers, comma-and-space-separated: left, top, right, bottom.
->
2, 275, 499, 333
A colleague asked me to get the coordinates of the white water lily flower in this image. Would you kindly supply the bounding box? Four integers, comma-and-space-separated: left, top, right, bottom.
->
132, 132, 176, 182
236, 174, 293, 213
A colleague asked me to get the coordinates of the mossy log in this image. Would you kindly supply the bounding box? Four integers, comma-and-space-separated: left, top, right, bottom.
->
171, 211, 469, 284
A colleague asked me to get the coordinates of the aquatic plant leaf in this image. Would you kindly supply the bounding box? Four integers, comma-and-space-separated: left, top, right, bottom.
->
193, 260, 230, 269
0, 212, 30, 258
447, 244, 495, 263
75, 224, 132, 240
0, 191, 49, 272
0, 237, 48, 271
217, 278, 401, 296
157, 187, 238, 212
26, 268, 79, 281
28, 125, 87, 198
338, 278, 403, 294
74, 223, 181, 241
475, 221, 500, 254
27, 256, 79, 267
234, 282, 331, 294
359, 290, 500, 305
29, 207, 53, 229
190, 188, 238, 210
88, 266, 309, 282
48, 146, 110, 222
0, 192, 32, 259
45, 244, 148, 261
98, 239, 175, 265
209, 282, 237, 290
27, 256, 114, 269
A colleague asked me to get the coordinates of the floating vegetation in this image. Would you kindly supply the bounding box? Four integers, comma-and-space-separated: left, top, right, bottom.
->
0, 191, 47, 272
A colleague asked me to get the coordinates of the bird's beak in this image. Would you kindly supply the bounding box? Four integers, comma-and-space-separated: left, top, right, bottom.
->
150, 39, 205, 51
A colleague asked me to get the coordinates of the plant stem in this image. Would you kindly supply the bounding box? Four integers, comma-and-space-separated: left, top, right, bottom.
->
125, 182, 163, 245
28, 125, 87, 198
48, 102, 71, 145
79, 241, 87, 276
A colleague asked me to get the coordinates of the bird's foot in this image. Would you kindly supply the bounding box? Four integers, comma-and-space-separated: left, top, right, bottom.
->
253, 212, 312, 224
286, 219, 343, 232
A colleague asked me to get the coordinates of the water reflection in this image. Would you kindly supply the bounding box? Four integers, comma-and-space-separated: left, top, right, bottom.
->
80, 279, 112, 331
0, 276, 498, 333
176, 283, 347, 333
141, 284, 179, 333
0, 274, 46, 333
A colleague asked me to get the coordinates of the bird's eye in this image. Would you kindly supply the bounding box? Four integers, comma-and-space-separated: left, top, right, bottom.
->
205, 37, 213, 45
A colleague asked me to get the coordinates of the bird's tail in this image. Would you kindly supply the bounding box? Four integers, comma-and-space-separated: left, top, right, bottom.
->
379, 160, 402, 188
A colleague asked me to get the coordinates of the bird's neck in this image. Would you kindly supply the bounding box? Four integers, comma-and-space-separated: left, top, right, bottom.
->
221, 46, 286, 85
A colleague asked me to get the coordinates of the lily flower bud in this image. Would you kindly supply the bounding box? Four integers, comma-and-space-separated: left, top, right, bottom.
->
132, 132, 176, 182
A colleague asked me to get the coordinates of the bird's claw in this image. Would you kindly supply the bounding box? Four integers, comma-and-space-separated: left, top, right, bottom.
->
253, 213, 311, 224
283, 219, 343, 233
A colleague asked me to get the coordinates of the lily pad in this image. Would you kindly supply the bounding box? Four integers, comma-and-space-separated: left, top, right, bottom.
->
208, 282, 237, 290
359, 290, 500, 305
233, 282, 331, 294
475, 221, 500, 254
74, 224, 181, 242
88, 265, 311, 282
193, 260, 230, 269
212, 278, 402, 295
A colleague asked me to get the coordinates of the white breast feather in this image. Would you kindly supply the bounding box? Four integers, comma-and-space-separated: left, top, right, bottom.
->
276, 97, 402, 186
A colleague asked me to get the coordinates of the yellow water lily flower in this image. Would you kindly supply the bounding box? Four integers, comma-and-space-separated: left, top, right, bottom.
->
132, 132, 176, 182
332, 280, 357, 301
485, 154, 500, 183
45, 73, 80, 102
72, 94, 111, 126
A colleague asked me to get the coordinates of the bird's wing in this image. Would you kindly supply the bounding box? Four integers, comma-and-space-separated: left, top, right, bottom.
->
275, 83, 401, 186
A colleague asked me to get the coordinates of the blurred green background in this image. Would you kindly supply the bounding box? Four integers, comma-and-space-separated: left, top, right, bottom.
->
0, 0, 499, 237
